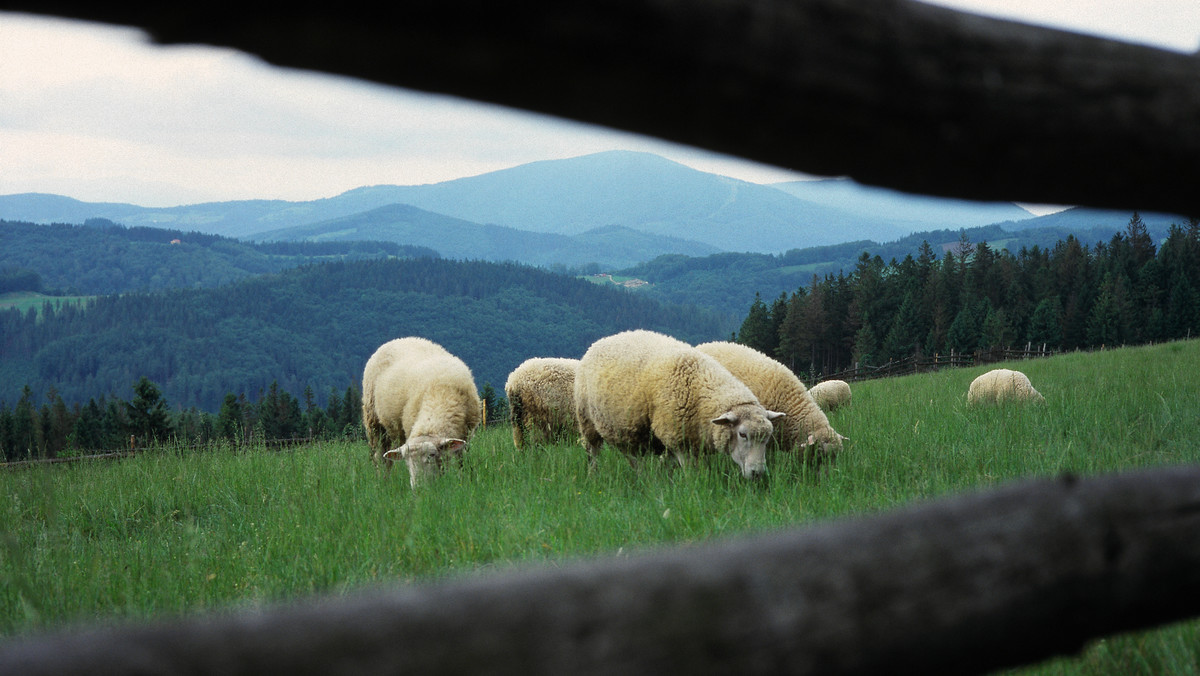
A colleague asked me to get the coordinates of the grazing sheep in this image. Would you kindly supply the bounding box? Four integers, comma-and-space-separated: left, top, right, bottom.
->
696, 341, 846, 467
575, 330, 785, 480
809, 379, 852, 411
967, 368, 1046, 405
505, 357, 580, 448
361, 337, 483, 488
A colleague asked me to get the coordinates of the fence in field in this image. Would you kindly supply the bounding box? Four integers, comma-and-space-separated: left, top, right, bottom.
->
822, 345, 1056, 383
3, 1, 1199, 674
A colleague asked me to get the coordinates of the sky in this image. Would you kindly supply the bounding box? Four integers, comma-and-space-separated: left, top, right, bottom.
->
2, 3, 1198, 208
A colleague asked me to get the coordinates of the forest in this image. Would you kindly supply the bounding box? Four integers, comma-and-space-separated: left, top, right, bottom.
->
616, 220, 1157, 317
0, 254, 727, 459
0, 219, 437, 295
733, 214, 1200, 379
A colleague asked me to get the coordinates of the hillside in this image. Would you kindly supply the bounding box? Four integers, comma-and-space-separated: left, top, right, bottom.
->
0, 258, 731, 412
617, 220, 1162, 317
769, 177, 1034, 231
0, 219, 436, 296
253, 203, 720, 268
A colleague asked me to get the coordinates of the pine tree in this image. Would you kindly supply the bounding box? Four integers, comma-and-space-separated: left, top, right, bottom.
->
946, 301, 984, 353
217, 393, 244, 443
13, 385, 39, 459
127, 377, 173, 445
852, 311, 879, 367
0, 402, 15, 461
1027, 296, 1063, 348
881, 292, 922, 361
737, 292, 776, 355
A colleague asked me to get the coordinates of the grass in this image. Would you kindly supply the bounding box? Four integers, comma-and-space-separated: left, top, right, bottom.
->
3, 339, 1200, 672
0, 292, 92, 318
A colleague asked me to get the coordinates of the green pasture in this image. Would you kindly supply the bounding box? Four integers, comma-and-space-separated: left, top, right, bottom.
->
0, 292, 91, 317
3, 339, 1200, 673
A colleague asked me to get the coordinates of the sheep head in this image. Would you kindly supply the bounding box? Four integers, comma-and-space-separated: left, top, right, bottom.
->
711, 406, 785, 480
384, 436, 468, 488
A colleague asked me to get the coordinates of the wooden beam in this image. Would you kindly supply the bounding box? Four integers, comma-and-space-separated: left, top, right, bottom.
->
5, 1, 1199, 215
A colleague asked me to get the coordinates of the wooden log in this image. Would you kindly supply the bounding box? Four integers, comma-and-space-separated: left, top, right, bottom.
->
3, 465, 1200, 675
7, 1, 1199, 215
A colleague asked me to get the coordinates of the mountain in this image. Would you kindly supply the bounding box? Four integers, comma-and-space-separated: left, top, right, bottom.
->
988, 206, 1190, 237
253, 203, 719, 268
0, 152, 917, 257
334, 151, 898, 250
6, 151, 1189, 267
769, 178, 1035, 230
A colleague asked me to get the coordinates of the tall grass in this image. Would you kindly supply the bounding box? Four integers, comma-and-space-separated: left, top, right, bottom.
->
3, 340, 1200, 673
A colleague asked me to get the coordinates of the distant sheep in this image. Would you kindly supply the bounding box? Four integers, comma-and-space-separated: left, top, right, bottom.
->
505, 357, 580, 448
575, 330, 784, 480
361, 337, 483, 488
696, 341, 846, 467
967, 368, 1046, 405
809, 379, 852, 411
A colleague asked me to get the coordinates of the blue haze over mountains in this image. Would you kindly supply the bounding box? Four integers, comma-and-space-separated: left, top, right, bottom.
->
0, 150, 1183, 269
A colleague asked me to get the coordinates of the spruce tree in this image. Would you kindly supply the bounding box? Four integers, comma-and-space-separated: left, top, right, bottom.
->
127, 377, 173, 444
737, 292, 776, 355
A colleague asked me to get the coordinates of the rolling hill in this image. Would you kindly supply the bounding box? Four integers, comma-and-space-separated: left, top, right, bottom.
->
252, 203, 720, 268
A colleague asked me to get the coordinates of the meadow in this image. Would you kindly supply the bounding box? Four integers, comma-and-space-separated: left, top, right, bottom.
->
0, 292, 91, 317
2, 339, 1199, 673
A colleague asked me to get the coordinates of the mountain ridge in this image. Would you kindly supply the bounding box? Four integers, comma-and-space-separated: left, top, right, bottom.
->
1, 151, 1185, 267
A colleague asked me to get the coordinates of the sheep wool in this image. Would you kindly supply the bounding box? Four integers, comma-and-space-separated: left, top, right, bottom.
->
967, 368, 1045, 405
809, 379, 852, 411
361, 337, 483, 488
575, 330, 784, 480
696, 341, 846, 467
505, 357, 580, 449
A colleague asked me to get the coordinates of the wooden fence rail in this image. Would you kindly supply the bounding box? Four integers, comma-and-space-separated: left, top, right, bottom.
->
3, 465, 1200, 675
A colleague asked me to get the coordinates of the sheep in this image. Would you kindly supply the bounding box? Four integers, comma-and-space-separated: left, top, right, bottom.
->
361, 337, 483, 488
809, 379, 852, 411
967, 368, 1046, 405
696, 341, 846, 468
574, 329, 785, 480
505, 357, 580, 448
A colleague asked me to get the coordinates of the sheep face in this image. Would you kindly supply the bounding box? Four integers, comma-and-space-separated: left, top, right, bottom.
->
801, 432, 847, 465
711, 407, 785, 480
384, 436, 467, 488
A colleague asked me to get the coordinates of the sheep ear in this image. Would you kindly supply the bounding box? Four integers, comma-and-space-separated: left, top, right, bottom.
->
805, 433, 816, 446
439, 438, 467, 455
766, 409, 786, 421
710, 412, 738, 427
384, 445, 407, 460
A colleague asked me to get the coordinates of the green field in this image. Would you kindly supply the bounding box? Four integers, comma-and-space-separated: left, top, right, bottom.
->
0, 292, 92, 317
3, 340, 1200, 672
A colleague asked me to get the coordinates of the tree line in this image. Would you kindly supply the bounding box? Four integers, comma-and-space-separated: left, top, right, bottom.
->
0, 376, 367, 462
735, 214, 1200, 379
0, 375, 514, 462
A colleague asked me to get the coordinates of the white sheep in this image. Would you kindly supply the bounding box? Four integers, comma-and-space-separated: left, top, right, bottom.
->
696, 341, 846, 467
575, 330, 785, 480
505, 357, 580, 449
809, 379, 852, 411
967, 368, 1045, 405
361, 337, 483, 487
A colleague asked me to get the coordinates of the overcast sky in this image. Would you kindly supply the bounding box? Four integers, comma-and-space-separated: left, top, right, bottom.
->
2, 2, 1197, 208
